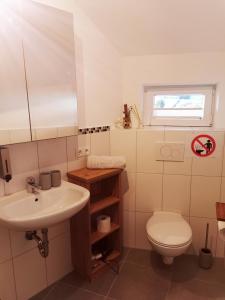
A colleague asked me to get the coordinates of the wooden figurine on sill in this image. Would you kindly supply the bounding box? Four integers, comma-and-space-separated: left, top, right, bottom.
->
123, 104, 131, 129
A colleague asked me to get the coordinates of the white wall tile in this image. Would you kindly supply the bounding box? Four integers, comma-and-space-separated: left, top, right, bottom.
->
4, 142, 39, 194
110, 129, 136, 172
67, 157, 87, 172
223, 132, 225, 176
183, 215, 190, 224
0, 260, 17, 300
13, 248, 47, 300
78, 133, 90, 150
192, 131, 224, 176
216, 233, 225, 258
163, 175, 191, 216
121, 171, 135, 211
136, 173, 162, 212
10, 230, 38, 257
192, 157, 223, 177
46, 234, 73, 285
190, 217, 218, 256
190, 176, 221, 218
135, 212, 152, 250
90, 131, 110, 155
164, 130, 193, 175
66, 136, 78, 162
0, 179, 5, 197
37, 138, 67, 168
4, 170, 40, 195
8, 142, 38, 174
123, 211, 135, 248
10, 222, 70, 258
137, 130, 163, 173
0, 227, 11, 263
48, 221, 70, 240
220, 177, 225, 202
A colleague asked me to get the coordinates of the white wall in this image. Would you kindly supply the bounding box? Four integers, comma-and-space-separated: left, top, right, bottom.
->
122, 52, 225, 128
36, 0, 122, 128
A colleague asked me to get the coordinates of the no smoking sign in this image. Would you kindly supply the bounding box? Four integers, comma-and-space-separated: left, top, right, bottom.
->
191, 134, 216, 157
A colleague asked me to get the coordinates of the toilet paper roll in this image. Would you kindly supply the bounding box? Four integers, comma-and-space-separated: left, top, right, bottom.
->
97, 215, 111, 233
218, 221, 225, 242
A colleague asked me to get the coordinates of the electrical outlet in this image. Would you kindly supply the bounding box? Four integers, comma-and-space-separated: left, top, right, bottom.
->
77, 148, 83, 158
77, 147, 90, 158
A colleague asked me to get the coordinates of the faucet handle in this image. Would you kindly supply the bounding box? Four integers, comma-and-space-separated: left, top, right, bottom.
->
26, 176, 36, 185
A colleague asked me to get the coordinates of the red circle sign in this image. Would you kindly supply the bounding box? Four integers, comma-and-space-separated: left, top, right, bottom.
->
191, 134, 216, 157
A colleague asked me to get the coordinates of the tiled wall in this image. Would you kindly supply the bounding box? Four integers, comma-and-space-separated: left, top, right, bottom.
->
0, 131, 110, 300
110, 128, 225, 258
1, 128, 225, 299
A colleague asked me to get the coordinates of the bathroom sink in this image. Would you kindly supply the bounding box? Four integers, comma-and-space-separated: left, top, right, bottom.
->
0, 181, 89, 231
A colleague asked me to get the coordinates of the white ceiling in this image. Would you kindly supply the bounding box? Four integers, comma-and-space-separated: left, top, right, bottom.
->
74, 0, 225, 56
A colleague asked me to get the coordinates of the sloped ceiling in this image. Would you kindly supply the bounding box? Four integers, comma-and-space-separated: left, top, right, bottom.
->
74, 0, 225, 55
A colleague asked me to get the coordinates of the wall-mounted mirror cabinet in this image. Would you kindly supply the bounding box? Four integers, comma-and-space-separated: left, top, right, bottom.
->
0, 0, 78, 145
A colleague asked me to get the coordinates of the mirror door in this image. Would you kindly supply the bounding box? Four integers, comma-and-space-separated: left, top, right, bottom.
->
0, 1, 31, 145
22, 1, 78, 141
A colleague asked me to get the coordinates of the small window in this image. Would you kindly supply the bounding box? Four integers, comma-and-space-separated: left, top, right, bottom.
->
143, 85, 215, 126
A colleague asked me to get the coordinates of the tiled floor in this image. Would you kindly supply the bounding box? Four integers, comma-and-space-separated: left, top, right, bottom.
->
31, 248, 225, 300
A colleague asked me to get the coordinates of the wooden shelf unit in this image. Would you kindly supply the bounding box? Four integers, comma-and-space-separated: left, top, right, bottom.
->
68, 167, 123, 280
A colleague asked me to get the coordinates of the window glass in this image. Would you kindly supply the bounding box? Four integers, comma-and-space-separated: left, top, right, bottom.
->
153, 94, 205, 118
143, 85, 215, 127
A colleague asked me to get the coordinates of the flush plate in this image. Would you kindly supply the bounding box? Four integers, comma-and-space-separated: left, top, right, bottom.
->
155, 142, 185, 162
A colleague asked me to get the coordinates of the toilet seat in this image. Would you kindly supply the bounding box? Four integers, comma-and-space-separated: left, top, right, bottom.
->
146, 211, 192, 248
148, 235, 192, 248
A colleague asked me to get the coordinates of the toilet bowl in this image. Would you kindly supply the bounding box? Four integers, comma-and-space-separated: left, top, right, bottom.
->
146, 211, 192, 265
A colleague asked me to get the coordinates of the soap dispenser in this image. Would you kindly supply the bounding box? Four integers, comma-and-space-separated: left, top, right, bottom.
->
0, 147, 12, 182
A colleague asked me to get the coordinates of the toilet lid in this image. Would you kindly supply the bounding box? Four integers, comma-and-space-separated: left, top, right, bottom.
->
146, 212, 192, 247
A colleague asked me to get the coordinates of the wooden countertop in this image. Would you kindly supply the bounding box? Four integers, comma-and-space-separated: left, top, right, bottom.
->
67, 167, 122, 183
216, 202, 225, 221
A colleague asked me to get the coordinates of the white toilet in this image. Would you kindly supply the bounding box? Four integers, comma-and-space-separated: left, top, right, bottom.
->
146, 211, 192, 265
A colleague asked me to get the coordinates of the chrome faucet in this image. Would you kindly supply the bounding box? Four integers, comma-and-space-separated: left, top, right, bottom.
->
26, 177, 40, 195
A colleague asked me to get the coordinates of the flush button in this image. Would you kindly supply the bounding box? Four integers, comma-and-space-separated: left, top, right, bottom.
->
155, 142, 185, 162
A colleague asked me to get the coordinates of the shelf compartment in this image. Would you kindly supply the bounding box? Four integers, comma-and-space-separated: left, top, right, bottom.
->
91, 250, 121, 276
91, 223, 120, 245
216, 202, 225, 221
90, 196, 120, 215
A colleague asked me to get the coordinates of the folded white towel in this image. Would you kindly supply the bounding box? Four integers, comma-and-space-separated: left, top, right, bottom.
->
87, 155, 126, 169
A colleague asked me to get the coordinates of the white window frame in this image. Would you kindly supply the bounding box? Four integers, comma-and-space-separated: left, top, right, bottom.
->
143, 85, 216, 127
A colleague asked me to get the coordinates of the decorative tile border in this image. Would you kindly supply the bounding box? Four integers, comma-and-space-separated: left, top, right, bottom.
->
79, 126, 110, 135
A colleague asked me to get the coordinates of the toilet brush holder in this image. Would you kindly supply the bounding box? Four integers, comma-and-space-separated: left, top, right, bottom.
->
199, 223, 213, 269
199, 248, 213, 269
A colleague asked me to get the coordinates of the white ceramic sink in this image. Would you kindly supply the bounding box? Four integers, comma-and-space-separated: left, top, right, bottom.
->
0, 181, 89, 231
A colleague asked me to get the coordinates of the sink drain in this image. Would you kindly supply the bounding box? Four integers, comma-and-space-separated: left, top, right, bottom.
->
25, 229, 49, 258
